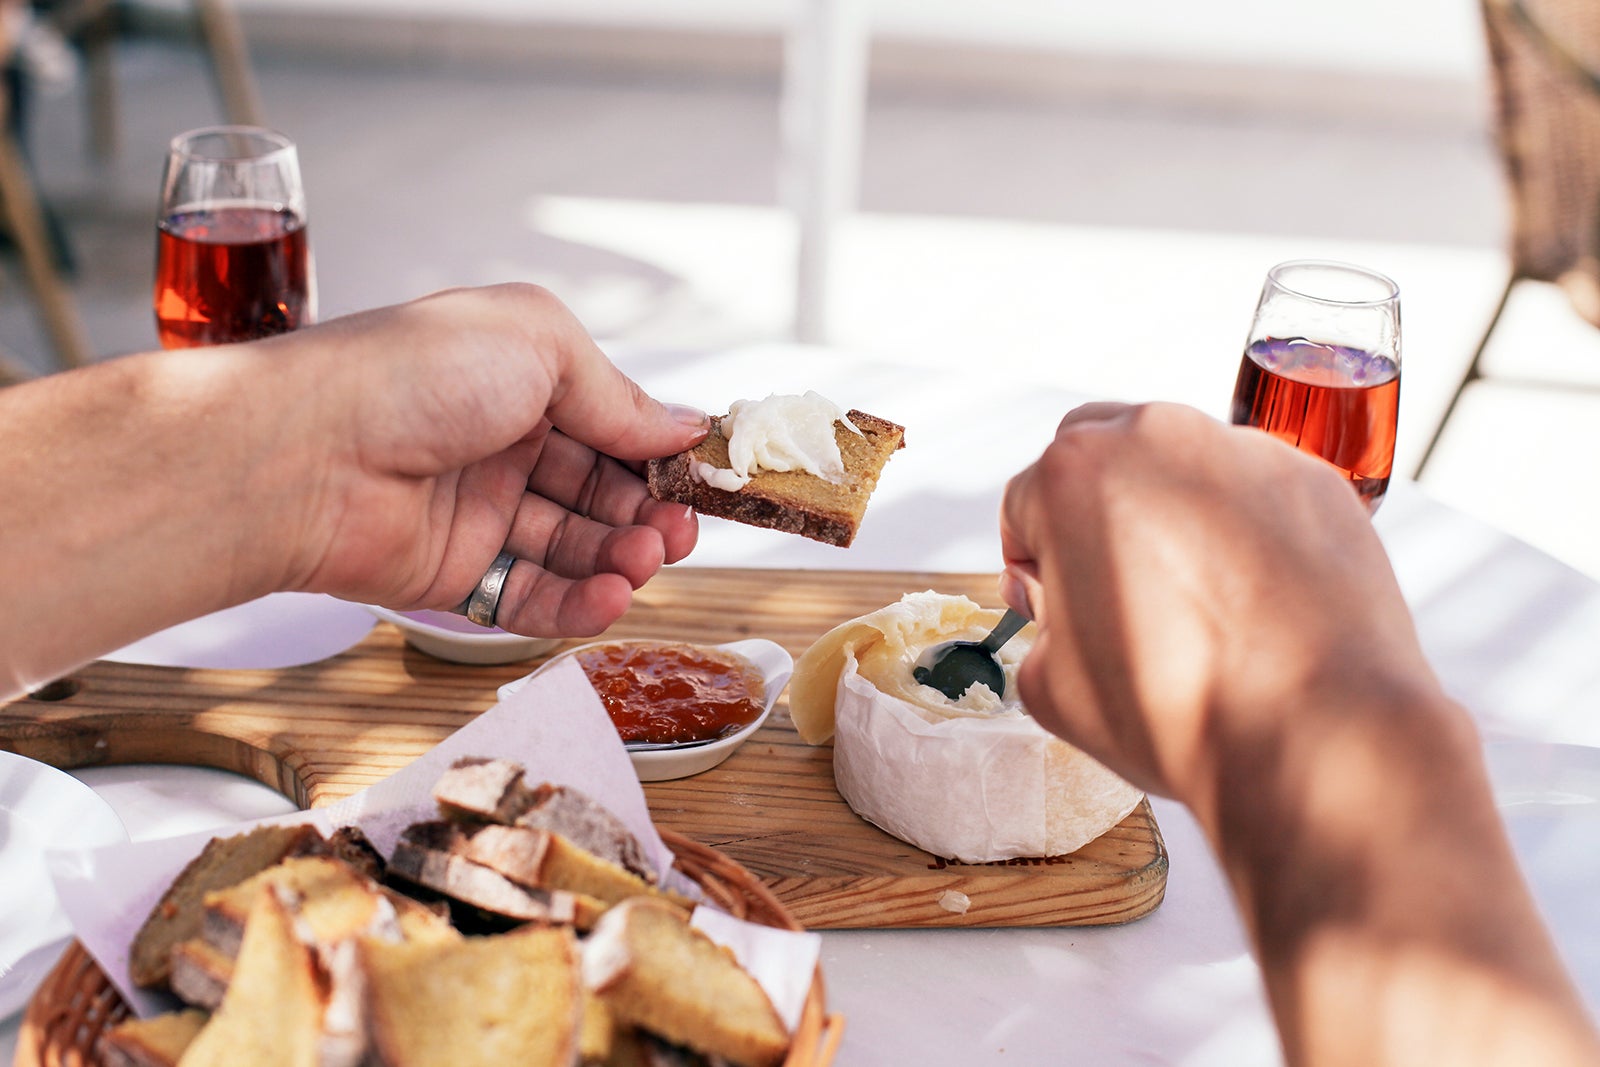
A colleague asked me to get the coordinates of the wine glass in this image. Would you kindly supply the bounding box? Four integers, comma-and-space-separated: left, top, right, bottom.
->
153, 125, 316, 350
1229, 259, 1401, 513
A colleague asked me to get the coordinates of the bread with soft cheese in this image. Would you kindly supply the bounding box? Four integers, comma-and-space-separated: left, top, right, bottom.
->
359, 924, 584, 1067
129, 822, 329, 990
583, 898, 788, 1067
790, 591, 1144, 863
100, 1009, 208, 1067
647, 402, 904, 548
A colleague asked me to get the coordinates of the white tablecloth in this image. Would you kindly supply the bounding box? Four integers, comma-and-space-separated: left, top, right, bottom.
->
6, 345, 1600, 1065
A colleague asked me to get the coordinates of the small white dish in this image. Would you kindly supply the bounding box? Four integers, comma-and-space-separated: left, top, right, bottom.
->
365, 606, 563, 666
500, 638, 793, 782
0, 751, 129, 1020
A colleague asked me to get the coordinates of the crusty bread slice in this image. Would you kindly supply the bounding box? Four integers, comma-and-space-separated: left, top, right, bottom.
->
359, 924, 584, 1067
647, 409, 904, 547
432, 757, 537, 825
583, 898, 788, 1067
100, 1008, 208, 1067
175, 890, 325, 1067
387, 820, 606, 928
433, 759, 655, 883
200, 856, 456, 959
128, 822, 328, 990
168, 937, 232, 1011
460, 823, 689, 913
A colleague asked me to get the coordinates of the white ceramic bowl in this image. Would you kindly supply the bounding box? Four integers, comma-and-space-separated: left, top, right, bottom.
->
499, 638, 793, 782
365, 606, 563, 666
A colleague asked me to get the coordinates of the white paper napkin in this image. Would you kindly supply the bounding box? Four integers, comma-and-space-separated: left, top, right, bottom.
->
103, 593, 376, 670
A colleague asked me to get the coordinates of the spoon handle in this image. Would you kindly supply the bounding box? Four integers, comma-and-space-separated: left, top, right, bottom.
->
979, 608, 1028, 654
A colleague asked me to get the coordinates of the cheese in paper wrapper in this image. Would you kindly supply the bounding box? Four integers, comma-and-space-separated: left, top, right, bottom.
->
804, 592, 1143, 863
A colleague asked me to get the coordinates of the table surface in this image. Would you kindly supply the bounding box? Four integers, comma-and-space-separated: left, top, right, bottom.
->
8, 347, 1600, 1066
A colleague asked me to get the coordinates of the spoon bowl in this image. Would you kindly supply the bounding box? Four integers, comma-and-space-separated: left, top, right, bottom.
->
911, 608, 1028, 701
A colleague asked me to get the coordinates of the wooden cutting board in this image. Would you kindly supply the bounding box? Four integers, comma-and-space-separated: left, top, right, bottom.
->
0, 568, 1167, 929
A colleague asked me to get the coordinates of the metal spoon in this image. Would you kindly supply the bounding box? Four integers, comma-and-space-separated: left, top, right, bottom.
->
623, 737, 726, 752
911, 608, 1029, 701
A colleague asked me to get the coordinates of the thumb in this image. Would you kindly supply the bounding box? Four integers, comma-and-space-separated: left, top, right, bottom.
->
536, 301, 710, 461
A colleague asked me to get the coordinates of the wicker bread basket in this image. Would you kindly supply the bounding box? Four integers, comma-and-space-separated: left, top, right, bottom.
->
14, 828, 843, 1067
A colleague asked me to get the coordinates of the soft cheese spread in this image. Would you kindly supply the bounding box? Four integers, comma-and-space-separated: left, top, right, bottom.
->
691, 391, 862, 491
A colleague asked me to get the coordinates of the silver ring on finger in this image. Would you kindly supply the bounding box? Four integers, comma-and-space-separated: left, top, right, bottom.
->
452, 551, 516, 628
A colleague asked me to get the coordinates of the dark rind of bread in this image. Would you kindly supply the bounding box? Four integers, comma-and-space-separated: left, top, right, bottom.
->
646, 409, 905, 547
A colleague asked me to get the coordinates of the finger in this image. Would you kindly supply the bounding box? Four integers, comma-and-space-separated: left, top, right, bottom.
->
998, 565, 1039, 621
496, 567, 635, 638
525, 431, 657, 524
502, 285, 711, 460
505, 492, 668, 590
526, 430, 699, 564
1055, 400, 1137, 436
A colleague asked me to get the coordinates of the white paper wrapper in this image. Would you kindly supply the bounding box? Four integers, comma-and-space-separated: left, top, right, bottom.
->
833, 651, 1143, 863
46, 657, 820, 1029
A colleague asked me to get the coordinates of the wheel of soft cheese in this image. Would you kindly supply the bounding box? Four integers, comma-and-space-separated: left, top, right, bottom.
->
789, 591, 1143, 863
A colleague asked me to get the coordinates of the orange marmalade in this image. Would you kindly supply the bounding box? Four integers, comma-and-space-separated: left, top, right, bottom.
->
574, 641, 765, 745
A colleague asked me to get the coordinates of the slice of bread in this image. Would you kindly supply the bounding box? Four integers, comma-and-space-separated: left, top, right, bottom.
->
460, 823, 689, 913
99, 1009, 208, 1067
168, 937, 233, 1011
174, 889, 325, 1067
359, 924, 584, 1067
432, 757, 537, 825
128, 822, 328, 990
200, 856, 456, 959
583, 898, 789, 1067
433, 759, 655, 883
387, 820, 605, 928
647, 409, 904, 547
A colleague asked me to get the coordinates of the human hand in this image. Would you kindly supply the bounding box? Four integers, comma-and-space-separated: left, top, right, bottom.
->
998, 402, 1438, 815
263, 284, 709, 637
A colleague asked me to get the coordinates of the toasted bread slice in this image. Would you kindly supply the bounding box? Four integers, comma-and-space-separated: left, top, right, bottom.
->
168, 937, 233, 1011
459, 823, 690, 913
647, 409, 904, 547
359, 925, 584, 1067
175, 890, 324, 1067
583, 898, 789, 1067
433, 760, 655, 883
100, 1009, 208, 1067
128, 822, 328, 990
387, 820, 606, 928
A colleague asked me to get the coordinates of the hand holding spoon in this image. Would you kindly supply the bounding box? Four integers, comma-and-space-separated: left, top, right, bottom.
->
911, 608, 1028, 701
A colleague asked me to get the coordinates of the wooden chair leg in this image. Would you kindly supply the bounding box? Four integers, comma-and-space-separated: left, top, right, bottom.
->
0, 74, 93, 371
81, 0, 120, 160
1412, 274, 1516, 479
193, 0, 263, 127
0, 344, 38, 386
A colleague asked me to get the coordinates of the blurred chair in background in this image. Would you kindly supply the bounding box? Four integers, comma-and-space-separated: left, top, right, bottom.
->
42, 0, 262, 160
0, 0, 92, 378
1415, 0, 1600, 477
0, 0, 262, 383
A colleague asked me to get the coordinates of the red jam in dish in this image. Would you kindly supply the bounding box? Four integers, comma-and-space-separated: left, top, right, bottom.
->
575, 641, 766, 745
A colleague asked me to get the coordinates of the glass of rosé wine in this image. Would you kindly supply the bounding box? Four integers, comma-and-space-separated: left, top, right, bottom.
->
153, 125, 316, 350
1229, 259, 1401, 513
